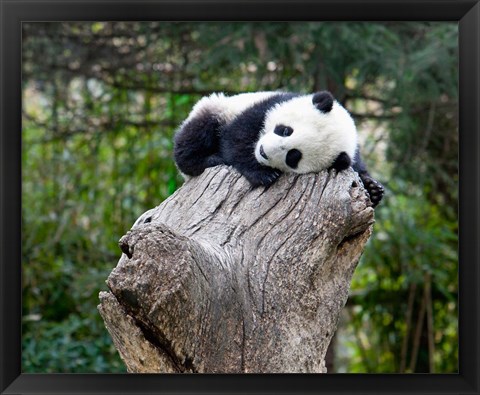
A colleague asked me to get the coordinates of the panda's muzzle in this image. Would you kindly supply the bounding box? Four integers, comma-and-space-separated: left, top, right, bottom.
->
259, 145, 269, 160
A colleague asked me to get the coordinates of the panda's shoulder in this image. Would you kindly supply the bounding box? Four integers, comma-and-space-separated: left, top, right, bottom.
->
235, 92, 303, 119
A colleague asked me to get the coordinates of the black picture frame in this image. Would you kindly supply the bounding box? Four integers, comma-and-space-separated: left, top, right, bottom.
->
1, 1, 479, 394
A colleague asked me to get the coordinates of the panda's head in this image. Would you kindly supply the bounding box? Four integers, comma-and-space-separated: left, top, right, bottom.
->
254, 91, 358, 174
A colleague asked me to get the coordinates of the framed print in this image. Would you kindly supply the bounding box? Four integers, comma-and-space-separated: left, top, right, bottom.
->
1, 0, 479, 394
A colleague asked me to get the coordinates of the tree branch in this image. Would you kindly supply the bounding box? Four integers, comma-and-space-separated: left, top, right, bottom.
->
99, 165, 375, 373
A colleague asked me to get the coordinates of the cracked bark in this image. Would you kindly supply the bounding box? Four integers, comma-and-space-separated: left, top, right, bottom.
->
98, 165, 375, 373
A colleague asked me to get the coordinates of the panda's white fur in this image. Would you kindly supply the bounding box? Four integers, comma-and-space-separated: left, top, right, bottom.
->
254, 94, 358, 173
184, 91, 278, 125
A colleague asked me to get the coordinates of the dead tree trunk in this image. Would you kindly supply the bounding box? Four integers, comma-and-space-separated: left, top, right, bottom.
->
98, 165, 375, 373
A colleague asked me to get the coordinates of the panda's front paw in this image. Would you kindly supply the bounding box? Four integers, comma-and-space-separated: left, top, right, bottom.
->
264, 169, 283, 186
360, 174, 385, 207
247, 168, 282, 188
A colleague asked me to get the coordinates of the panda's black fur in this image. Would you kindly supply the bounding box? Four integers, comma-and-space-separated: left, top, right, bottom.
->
174, 91, 384, 207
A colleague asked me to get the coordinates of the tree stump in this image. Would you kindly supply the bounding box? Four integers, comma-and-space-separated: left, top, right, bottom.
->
98, 165, 375, 373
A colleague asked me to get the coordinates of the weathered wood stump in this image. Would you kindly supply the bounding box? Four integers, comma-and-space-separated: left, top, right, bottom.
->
98, 165, 375, 373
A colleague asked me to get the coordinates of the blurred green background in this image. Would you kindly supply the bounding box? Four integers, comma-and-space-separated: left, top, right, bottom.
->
22, 22, 458, 373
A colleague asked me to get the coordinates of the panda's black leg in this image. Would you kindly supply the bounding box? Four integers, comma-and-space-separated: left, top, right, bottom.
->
352, 147, 385, 207
174, 111, 224, 176
205, 154, 225, 168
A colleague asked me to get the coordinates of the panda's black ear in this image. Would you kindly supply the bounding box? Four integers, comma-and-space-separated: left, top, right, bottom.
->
312, 91, 334, 113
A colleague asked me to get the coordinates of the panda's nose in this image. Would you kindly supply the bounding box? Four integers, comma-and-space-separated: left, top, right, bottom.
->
259, 145, 269, 160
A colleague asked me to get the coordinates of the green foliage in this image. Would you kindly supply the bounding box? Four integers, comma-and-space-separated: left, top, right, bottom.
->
23, 314, 125, 372
22, 21, 457, 373
340, 181, 458, 373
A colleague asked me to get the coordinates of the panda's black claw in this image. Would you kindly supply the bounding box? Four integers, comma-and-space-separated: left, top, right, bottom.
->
247, 168, 282, 187
264, 170, 282, 187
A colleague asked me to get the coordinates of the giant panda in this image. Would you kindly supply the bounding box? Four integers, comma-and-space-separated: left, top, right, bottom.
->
174, 91, 384, 207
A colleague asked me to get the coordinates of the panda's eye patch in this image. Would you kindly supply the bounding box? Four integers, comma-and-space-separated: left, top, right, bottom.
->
274, 125, 293, 137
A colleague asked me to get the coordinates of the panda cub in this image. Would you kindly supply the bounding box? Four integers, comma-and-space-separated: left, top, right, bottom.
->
174, 91, 384, 207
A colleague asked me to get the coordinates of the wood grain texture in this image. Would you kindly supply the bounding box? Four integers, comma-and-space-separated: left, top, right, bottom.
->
98, 165, 375, 373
